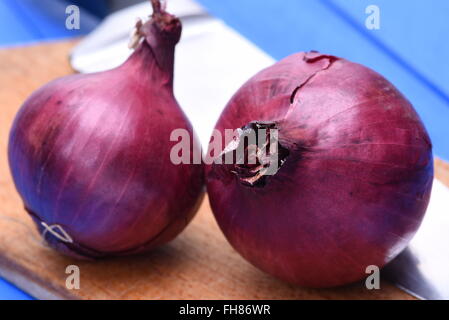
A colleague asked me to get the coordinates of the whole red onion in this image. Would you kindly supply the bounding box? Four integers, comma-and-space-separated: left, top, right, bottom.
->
8, 0, 204, 259
206, 51, 433, 287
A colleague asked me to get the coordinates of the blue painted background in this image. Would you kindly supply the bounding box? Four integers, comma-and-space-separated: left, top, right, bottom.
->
196, 0, 449, 161
0, 0, 448, 299
0, 0, 100, 47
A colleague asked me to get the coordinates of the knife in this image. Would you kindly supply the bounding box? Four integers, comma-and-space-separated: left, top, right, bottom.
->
383, 179, 449, 300
70, 0, 449, 300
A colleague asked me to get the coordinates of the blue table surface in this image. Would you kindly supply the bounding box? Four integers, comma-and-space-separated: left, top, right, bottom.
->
1, 0, 448, 299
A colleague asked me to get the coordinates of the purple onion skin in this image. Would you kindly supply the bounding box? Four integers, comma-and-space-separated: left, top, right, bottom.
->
206, 51, 433, 287
8, 6, 204, 259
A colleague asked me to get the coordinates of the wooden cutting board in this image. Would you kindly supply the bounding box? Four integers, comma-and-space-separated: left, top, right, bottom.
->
0, 40, 448, 300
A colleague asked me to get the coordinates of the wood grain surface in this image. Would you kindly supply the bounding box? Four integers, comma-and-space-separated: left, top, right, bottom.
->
0, 40, 447, 300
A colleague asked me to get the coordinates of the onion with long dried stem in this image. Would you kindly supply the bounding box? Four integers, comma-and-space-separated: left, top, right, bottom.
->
8, 0, 204, 259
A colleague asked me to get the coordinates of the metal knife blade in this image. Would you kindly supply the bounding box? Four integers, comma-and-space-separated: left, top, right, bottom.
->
384, 179, 449, 300
70, 0, 449, 301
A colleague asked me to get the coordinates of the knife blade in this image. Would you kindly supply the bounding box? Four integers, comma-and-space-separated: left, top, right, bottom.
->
70, 0, 449, 300
384, 179, 449, 300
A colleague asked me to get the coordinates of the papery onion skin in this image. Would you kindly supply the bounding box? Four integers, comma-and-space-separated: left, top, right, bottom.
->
8, 3, 204, 259
206, 51, 433, 287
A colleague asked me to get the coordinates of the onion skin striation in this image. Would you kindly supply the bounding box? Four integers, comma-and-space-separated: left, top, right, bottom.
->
206, 51, 433, 287
8, 1, 204, 259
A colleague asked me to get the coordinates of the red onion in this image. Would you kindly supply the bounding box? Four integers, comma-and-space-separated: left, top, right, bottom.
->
8, 0, 204, 259
206, 51, 433, 287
